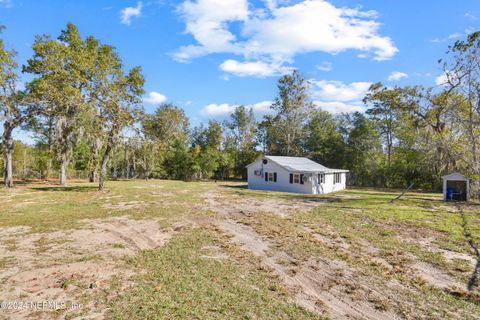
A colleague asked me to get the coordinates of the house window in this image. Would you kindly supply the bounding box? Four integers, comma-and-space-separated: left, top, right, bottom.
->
334, 173, 341, 184
318, 174, 325, 184
265, 172, 277, 182
293, 174, 300, 184
268, 172, 274, 182
290, 173, 304, 184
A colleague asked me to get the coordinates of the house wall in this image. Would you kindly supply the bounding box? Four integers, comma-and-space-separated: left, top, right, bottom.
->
247, 159, 313, 194
312, 172, 347, 194
247, 159, 347, 195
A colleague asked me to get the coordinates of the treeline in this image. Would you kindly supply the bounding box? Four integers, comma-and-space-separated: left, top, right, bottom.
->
1, 24, 480, 194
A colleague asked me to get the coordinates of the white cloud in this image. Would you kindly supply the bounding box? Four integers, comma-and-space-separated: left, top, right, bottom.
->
465, 27, 475, 35
204, 79, 370, 115
314, 101, 365, 114
220, 59, 293, 77
143, 91, 167, 104
243, 1, 397, 61
387, 71, 408, 81
201, 100, 272, 117
435, 72, 458, 87
448, 33, 462, 39
202, 103, 235, 116
0, 0, 12, 8
121, 2, 143, 25
175, 0, 398, 76
311, 79, 371, 114
317, 61, 333, 72
465, 11, 478, 20
435, 74, 447, 86
431, 30, 471, 43
312, 80, 371, 101
435, 70, 462, 87
175, 0, 249, 61
250, 101, 272, 113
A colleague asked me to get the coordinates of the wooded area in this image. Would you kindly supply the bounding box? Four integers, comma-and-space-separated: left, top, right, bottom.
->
1, 24, 480, 194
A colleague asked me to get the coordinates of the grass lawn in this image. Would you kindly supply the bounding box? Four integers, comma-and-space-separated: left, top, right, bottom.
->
0, 180, 479, 319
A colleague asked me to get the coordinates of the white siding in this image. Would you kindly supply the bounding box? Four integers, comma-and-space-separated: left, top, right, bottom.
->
311, 172, 346, 194
247, 159, 313, 194
247, 158, 347, 195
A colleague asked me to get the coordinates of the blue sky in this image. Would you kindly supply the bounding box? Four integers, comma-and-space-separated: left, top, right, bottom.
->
1, 0, 479, 133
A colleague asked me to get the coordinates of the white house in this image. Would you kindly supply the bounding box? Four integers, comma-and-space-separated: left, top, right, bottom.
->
442, 172, 469, 202
246, 156, 348, 194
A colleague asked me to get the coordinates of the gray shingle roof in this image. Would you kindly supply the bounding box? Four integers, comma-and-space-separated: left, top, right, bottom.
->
264, 156, 348, 173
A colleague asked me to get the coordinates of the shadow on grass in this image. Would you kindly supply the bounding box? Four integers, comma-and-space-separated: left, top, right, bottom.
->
290, 195, 346, 203
219, 184, 248, 189
220, 184, 347, 204
30, 186, 98, 192
10, 180, 37, 186
352, 191, 441, 201
458, 206, 480, 291
219, 184, 447, 208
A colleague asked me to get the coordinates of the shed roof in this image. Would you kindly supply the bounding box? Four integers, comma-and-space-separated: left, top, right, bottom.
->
249, 156, 348, 173
441, 172, 469, 181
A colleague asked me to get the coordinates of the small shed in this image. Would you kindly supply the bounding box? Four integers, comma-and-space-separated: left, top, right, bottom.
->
442, 172, 469, 202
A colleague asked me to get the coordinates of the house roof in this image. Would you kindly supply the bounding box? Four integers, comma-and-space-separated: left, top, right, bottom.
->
248, 155, 348, 173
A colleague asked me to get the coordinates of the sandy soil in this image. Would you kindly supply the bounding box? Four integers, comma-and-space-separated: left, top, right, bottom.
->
202, 189, 327, 218
200, 189, 480, 320
214, 219, 396, 319
0, 217, 180, 319
0, 186, 478, 320
200, 191, 398, 319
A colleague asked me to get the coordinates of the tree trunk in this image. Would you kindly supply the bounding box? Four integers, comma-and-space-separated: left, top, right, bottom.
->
144, 162, 149, 181
123, 142, 129, 179
46, 158, 52, 181
132, 154, 136, 179
99, 135, 114, 191
3, 125, 14, 188
466, 102, 480, 199
59, 150, 68, 186
46, 116, 55, 181
89, 170, 97, 183
88, 144, 99, 183
125, 162, 130, 180
88, 155, 98, 182
22, 148, 26, 179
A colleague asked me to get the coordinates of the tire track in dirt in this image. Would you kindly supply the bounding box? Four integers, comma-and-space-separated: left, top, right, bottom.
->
99, 219, 167, 251
214, 218, 397, 319
306, 226, 469, 293
204, 191, 396, 319
203, 188, 480, 318
201, 189, 398, 319
202, 188, 480, 319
